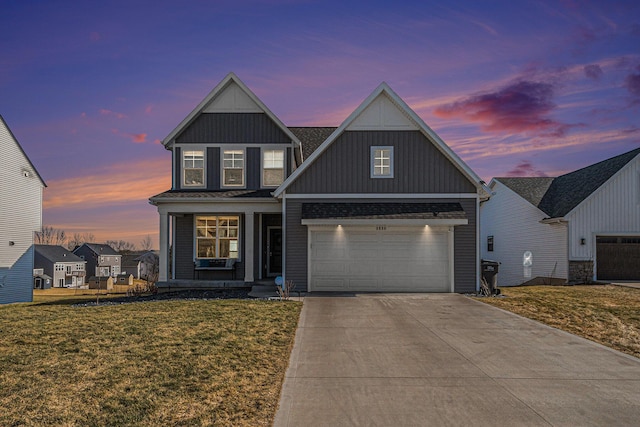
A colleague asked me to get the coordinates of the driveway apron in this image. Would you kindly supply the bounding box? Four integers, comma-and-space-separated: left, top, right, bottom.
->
274, 293, 640, 426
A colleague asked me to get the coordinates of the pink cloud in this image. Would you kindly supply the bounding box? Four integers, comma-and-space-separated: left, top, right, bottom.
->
624, 67, 640, 98
584, 64, 604, 80
506, 160, 548, 177
43, 157, 171, 210
111, 128, 148, 143
433, 80, 574, 137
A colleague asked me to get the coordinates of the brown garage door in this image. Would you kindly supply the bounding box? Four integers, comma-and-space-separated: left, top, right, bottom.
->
596, 236, 640, 281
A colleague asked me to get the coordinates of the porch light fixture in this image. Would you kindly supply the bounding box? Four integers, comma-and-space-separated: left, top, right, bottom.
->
580, 238, 586, 245
9, 241, 15, 246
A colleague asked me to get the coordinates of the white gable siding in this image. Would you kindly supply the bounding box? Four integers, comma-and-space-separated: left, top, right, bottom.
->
0, 119, 43, 304
566, 155, 640, 261
481, 181, 567, 287
347, 93, 418, 131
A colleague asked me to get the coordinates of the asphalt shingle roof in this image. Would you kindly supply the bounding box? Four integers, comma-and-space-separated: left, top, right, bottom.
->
82, 243, 119, 256
495, 147, 640, 218
288, 127, 337, 158
150, 189, 275, 200
301, 202, 466, 220
35, 245, 84, 263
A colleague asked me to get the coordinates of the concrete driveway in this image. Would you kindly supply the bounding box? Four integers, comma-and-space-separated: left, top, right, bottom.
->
274, 293, 640, 426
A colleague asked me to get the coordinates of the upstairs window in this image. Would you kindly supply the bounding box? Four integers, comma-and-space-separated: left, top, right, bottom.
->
196, 216, 240, 259
371, 146, 393, 178
183, 150, 205, 187
263, 149, 285, 187
223, 150, 244, 187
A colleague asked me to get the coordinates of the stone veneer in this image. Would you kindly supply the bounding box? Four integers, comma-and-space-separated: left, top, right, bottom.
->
568, 260, 594, 284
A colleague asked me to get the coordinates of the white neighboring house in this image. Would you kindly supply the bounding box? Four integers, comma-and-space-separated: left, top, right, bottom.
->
0, 116, 46, 304
481, 147, 640, 286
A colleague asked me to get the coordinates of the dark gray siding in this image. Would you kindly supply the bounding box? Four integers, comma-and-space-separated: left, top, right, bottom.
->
207, 147, 220, 189
285, 198, 478, 293
174, 147, 181, 190
247, 147, 260, 189
287, 131, 476, 194
175, 215, 194, 279
176, 113, 290, 144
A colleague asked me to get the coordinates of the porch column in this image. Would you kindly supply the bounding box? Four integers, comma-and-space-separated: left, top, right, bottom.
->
158, 212, 169, 282
244, 211, 255, 283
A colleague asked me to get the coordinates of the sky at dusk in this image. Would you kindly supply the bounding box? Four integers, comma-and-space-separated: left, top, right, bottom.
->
2, 0, 639, 249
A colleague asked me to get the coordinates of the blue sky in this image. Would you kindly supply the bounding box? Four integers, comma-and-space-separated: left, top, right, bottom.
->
1, 0, 638, 247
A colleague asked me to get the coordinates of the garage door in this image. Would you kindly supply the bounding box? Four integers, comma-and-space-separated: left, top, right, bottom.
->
596, 236, 640, 281
309, 226, 451, 292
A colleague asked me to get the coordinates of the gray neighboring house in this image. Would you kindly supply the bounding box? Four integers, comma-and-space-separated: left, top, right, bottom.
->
0, 115, 46, 304
481, 147, 640, 286
150, 73, 489, 292
121, 251, 159, 281
34, 245, 86, 288
73, 243, 121, 278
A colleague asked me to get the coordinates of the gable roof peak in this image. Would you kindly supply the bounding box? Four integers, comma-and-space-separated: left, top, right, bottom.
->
161, 73, 302, 150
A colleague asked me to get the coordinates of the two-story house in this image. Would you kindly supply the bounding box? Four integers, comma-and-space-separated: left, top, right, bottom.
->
0, 116, 46, 304
34, 245, 86, 288
150, 73, 488, 293
73, 243, 121, 277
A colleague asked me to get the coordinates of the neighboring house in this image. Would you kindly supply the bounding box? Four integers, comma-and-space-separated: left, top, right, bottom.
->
34, 245, 86, 288
121, 251, 159, 281
150, 73, 489, 292
33, 268, 52, 290
73, 243, 121, 277
481, 148, 640, 286
0, 116, 46, 304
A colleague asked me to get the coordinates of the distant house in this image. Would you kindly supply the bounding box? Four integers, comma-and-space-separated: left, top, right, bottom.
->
481, 148, 640, 286
73, 243, 121, 278
33, 269, 52, 290
0, 116, 46, 304
34, 245, 86, 288
122, 251, 159, 281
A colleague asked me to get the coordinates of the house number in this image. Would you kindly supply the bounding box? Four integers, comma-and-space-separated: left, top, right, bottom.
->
376, 226, 386, 231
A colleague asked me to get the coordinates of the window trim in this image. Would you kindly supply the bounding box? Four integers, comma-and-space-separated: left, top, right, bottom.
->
370, 146, 394, 178
261, 148, 285, 188
221, 148, 246, 188
194, 215, 241, 260
182, 148, 206, 188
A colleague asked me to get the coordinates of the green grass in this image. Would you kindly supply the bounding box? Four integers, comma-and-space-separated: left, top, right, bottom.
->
0, 295, 301, 426
475, 285, 640, 358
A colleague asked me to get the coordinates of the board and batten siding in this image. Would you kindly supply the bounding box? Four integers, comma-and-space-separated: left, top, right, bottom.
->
481, 181, 568, 287
286, 131, 476, 194
0, 118, 43, 304
285, 198, 477, 293
175, 113, 291, 144
566, 155, 640, 261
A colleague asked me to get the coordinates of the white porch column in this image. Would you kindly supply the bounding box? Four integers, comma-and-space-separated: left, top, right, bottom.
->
244, 211, 255, 282
159, 212, 169, 282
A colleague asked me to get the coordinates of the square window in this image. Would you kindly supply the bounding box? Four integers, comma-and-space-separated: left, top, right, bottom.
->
371, 146, 394, 178
195, 215, 240, 259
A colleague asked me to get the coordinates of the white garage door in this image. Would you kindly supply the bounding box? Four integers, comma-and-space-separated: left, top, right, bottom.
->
309, 226, 451, 292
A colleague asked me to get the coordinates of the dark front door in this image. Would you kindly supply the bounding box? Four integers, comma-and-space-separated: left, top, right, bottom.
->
267, 227, 282, 276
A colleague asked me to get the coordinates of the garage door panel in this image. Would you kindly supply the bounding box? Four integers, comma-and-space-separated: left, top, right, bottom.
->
310, 227, 451, 292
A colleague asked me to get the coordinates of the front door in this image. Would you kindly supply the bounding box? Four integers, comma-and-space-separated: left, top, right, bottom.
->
267, 226, 282, 276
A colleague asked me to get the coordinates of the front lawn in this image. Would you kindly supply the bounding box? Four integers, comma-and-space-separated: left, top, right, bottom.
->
0, 295, 301, 426
475, 285, 640, 358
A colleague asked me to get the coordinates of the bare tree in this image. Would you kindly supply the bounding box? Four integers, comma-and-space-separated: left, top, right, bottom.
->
106, 240, 136, 253
67, 232, 96, 251
35, 226, 67, 246
140, 235, 153, 251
